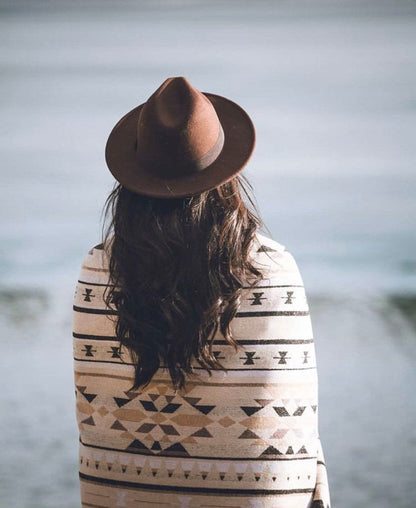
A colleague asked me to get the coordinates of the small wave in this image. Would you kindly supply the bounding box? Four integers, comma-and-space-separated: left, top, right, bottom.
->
387, 293, 416, 331
0, 287, 49, 324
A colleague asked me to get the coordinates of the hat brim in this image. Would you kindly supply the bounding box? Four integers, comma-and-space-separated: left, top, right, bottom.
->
105, 92, 255, 198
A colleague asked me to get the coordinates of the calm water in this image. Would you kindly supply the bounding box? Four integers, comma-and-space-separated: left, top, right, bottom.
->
0, 1, 416, 506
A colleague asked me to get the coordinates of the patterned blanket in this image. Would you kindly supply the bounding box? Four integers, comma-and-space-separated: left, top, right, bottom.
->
73, 232, 331, 507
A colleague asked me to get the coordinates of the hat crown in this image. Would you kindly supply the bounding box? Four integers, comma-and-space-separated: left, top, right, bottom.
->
136, 77, 224, 178
154, 77, 196, 128
105, 76, 256, 198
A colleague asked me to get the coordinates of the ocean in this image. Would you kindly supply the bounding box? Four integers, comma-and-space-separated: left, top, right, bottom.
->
0, 0, 415, 506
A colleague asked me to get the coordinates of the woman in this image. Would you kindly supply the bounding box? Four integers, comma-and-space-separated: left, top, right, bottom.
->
73, 77, 330, 507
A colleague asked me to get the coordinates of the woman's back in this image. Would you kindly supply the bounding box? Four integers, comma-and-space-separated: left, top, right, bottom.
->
73, 231, 330, 507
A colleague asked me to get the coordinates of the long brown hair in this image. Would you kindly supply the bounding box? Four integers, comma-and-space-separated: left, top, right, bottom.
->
101, 174, 266, 392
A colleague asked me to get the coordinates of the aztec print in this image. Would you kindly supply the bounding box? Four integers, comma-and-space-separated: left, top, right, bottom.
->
73, 232, 331, 507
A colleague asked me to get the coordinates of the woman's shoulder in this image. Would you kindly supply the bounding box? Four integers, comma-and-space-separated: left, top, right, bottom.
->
252, 231, 286, 254
250, 231, 305, 285
77, 242, 110, 284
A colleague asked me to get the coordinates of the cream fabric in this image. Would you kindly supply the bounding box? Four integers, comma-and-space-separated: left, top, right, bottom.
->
73, 232, 331, 507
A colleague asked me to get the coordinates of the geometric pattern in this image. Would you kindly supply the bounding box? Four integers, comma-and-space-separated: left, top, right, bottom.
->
73, 232, 331, 507
75, 374, 318, 460
73, 336, 317, 370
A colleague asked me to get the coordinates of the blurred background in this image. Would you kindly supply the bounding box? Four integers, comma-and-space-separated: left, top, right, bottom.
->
1, 0, 415, 506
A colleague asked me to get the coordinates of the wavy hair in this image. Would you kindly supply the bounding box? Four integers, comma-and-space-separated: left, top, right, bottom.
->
101, 174, 267, 392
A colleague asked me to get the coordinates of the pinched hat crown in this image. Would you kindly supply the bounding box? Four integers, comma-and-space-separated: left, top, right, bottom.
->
136, 77, 225, 178
105, 76, 255, 198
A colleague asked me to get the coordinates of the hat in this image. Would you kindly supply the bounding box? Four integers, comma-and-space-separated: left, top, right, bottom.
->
105, 77, 255, 198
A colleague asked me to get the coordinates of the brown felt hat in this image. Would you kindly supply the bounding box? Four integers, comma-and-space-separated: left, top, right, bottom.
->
105, 77, 256, 198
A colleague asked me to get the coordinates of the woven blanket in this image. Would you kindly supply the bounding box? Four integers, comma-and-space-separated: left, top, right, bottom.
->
73, 232, 331, 507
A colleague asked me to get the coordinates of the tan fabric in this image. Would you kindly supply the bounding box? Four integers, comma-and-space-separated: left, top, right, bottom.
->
73, 232, 331, 507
